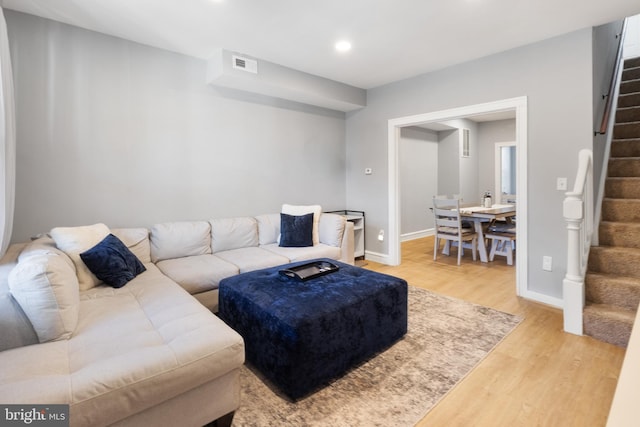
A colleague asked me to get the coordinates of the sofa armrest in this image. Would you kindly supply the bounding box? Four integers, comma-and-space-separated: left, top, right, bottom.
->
0, 243, 39, 351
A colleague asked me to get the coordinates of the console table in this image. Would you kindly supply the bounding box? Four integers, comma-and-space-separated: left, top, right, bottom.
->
328, 210, 365, 259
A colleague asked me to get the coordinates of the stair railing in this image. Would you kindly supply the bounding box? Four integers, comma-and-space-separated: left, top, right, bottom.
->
596, 19, 627, 136
563, 149, 593, 335
593, 19, 628, 246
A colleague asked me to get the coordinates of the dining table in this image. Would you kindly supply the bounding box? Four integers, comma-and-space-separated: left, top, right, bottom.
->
442, 204, 516, 263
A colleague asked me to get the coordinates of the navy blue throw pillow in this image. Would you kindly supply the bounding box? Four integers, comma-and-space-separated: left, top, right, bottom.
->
280, 212, 314, 247
80, 234, 146, 288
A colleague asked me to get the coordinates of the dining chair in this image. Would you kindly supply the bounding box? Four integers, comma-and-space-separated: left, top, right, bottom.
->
432, 197, 478, 265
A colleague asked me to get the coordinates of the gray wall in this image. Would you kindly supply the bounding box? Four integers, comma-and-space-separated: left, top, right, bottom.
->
447, 119, 479, 203
436, 129, 460, 198
434, 119, 480, 203
477, 119, 516, 202
345, 28, 594, 299
399, 127, 437, 235
6, 11, 347, 242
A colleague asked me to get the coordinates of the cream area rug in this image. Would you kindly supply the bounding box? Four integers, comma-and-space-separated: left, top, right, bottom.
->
231, 286, 522, 427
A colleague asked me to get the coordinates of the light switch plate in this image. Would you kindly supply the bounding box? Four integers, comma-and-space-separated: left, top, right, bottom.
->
557, 177, 567, 191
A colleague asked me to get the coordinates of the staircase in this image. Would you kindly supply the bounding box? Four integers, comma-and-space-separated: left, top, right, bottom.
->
584, 56, 640, 348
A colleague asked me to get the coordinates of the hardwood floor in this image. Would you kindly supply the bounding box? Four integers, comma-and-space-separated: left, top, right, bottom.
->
363, 237, 626, 427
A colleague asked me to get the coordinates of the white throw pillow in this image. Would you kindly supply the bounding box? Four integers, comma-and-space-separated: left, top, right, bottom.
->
50, 223, 110, 291
282, 204, 322, 246
111, 227, 151, 264
8, 254, 80, 343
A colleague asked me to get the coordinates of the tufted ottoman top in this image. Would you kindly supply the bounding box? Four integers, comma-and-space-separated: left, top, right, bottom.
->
218, 258, 407, 400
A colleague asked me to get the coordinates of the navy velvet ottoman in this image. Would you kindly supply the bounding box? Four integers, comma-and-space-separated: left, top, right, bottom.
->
218, 258, 408, 400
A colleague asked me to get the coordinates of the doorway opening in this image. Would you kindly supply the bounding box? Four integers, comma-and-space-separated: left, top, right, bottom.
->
387, 96, 528, 297
495, 142, 516, 205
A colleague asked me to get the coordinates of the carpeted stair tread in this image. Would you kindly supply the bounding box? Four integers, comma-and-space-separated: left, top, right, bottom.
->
615, 106, 640, 123
583, 303, 634, 348
618, 92, 640, 108
625, 57, 640, 69
601, 198, 640, 222
599, 221, 640, 249
622, 67, 640, 83
588, 246, 640, 278
607, 157, 640, 177
585, 272, 640, 311
620, 79, 640, 95
613, 122, 640, 139
610, 139, 640, 157
605, 177, 640, 198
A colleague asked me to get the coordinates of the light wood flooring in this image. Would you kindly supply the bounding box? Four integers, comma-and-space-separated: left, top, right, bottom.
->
363, 236, 626, 427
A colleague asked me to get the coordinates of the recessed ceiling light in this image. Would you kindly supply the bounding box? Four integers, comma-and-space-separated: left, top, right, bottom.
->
335, 40, 352, 53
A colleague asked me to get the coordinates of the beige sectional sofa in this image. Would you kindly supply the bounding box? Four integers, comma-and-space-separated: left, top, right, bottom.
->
0, 211, 354, 426
153, 213, 353, 312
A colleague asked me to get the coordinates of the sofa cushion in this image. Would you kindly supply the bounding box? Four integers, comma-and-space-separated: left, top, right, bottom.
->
215, 247, 289, 273
279, 212, 314, 247
80, 234, 146, 289
8, 253, 80, 343
282, 204, 322, 245
0, 264, 245, 427
210, 217, 259, 253
111, 227, 151, 264
318, 213, 346, 247
150, 221, 211, 263
256, 214, 280, 245
50, 223, 111, 291
261, 243, 341, 263
156, 254, 238, 295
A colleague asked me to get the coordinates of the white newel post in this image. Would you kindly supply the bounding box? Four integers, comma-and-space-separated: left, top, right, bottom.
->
563, 149, 593, 336
563, 196, 585, 335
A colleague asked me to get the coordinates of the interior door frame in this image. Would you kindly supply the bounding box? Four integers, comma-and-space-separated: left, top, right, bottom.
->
387, 96, 528, 297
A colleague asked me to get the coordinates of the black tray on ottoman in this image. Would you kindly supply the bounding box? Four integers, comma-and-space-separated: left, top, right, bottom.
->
218, 258, 408, 400
278, 259, 339, 281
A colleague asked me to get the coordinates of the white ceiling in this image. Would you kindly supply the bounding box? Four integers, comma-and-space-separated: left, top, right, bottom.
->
4, 0, 640, 89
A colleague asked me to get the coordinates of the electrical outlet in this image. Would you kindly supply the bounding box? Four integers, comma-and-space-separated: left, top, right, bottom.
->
378, 230, 384, 241
542, 256, 552, 271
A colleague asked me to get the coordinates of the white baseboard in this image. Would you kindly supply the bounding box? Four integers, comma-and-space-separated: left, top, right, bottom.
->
364, 250, 391, 265
520, 289, 563, 309
400, 229, 434, 242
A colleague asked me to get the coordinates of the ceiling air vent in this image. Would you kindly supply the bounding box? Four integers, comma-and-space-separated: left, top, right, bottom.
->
232, 55, 258, 74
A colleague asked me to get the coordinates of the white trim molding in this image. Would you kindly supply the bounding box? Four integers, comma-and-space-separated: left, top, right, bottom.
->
364, 250, 391, 265
401, 229, 434, 242
387, 96, 530, 299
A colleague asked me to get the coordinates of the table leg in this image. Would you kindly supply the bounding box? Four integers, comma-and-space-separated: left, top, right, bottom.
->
473, 219, 489, 262
442, 240, 451, 256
